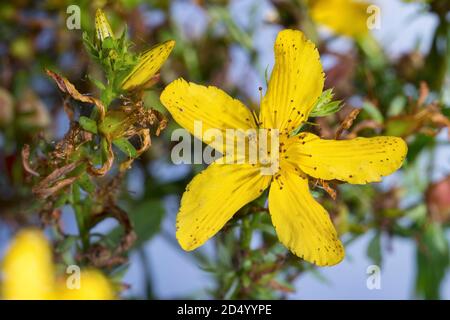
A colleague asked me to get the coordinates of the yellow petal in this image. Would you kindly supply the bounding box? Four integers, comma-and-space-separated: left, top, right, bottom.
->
121, 40, 175, 90
59, 270, 115, 300
268, 169, 344, 266
177, 162, 272, 251
287, 133, 407, 184
95, 8, 114, 42
260, 29, 324, 134
1, 229, 55, 300
309, 0, 371, 38
160, 78, 257, 153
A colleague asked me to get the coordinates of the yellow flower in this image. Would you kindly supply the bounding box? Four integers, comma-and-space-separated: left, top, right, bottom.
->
95, 8, 114, 43
160, 29, 407, 266
121, 40, 176, 91
1, 229, 115, 300
58, 270, 116, 300
1, 230, 55, 299
308, 0, 372, 38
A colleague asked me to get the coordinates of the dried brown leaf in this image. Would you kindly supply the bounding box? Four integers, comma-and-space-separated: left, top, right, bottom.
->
46, 69, 105, 120
21, 144, 40, 177
335, 108, 360, 139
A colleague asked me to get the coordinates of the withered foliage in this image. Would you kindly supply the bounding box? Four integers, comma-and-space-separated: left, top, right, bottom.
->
21, 70, 167, 267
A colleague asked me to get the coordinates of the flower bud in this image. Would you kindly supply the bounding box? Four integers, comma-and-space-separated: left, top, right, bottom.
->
95, 8, 114, 44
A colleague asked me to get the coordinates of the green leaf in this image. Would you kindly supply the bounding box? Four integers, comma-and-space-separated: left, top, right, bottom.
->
367, 232, 382, 266
78, 172, 95, 194
442, 108, 450, 117
101, 137, 110, 164
415, 223, 449, 299
56, 235, 78, 254
310, 89, 342, 117
54, 192, 70, 208
405, 204, 427, 225
88, 76, 106, 90
79, 116, 98, 134
387, 95, 407, 117
118, 25, 128, 49
406, 133, 435, 163
385, 118, 413, 137
98, 111, 127, 136
109, 199, 166, 248
310, 100, 342, 117
101, 37, 115, 50
113, 137, 137, 158
356, 34, 386, 69
264, 65, 270, 87
362, 101, 384, 123
100, 87, 115, 107
82, 31, 99, 59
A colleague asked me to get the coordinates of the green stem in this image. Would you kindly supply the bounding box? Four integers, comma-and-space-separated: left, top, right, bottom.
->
240, 214, 253, 251
138, 248, 155, 299
233, 211, 254, 299
72, 183, 90, 251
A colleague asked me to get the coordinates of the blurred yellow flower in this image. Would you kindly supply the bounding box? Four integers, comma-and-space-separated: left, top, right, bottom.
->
1, 229, 115, 300
308, 0, 372, 38
1, 230, 55, 299
58, 270, 116, 300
